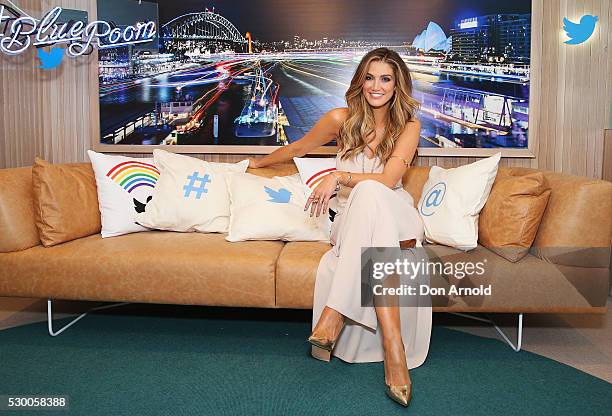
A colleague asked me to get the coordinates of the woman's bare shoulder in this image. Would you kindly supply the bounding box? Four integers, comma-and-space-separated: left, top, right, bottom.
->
405, 118, 421, 131
397, 118, 422, 140
326, 108, 348, 146
326, 107, 349, 126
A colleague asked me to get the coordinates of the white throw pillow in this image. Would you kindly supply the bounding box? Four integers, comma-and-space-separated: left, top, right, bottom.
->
87, 150, 159, 238
292, 157, 336, 194
226, 173, 330, 242
293, 156, 338, 226
418, 153, 501, 250
134, 149, 249, 233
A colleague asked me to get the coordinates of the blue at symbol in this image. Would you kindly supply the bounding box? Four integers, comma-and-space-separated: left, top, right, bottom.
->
420, 182, 446, 217
183, 172, 211, 199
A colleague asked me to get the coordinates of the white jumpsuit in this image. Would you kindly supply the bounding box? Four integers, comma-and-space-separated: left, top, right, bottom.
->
312, 151, 432, 367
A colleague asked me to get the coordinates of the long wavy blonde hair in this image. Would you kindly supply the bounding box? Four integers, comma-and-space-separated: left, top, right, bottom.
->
338, 48, 420, 165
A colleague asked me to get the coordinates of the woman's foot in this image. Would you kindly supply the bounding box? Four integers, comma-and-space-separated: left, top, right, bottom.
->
383, 336, 412, 407
308, 307, 345, 361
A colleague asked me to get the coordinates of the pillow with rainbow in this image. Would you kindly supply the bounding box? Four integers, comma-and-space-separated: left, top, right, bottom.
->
87, 150, 160, 238
292, 157, 336, 195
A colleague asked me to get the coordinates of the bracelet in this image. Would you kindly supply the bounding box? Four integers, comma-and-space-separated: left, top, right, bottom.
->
333, 172, 342, 192
342, 173, 352, 186
389, 155, 410, 166
332, 172, 352, 190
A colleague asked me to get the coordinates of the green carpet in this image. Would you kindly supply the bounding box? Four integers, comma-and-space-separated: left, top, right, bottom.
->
0, 305, 610, 415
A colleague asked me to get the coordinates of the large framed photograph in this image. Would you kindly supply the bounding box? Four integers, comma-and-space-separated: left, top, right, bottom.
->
94, 0, 533, 156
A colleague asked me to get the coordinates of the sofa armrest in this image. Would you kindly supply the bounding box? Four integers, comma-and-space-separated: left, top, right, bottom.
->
532, 173, 612, 268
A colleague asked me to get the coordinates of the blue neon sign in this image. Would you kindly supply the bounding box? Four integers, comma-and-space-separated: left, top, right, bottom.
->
0, 4, 156, 59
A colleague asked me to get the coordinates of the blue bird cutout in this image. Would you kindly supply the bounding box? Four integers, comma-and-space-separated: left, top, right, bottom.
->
563, 15, 598, 45
37, 47, 64, 70
264, 186, 291, 203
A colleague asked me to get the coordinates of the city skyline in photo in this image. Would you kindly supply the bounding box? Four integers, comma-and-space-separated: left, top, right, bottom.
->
151, 0, 531, 43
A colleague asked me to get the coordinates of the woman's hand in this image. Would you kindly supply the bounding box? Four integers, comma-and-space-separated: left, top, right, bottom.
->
304, 173, 339, 217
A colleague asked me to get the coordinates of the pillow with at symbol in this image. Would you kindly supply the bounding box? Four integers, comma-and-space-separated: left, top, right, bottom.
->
134, 149, 249, 233
417, 153, 501, 251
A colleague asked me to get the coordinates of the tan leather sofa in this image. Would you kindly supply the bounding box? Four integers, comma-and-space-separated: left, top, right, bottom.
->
0, 161, 610, 315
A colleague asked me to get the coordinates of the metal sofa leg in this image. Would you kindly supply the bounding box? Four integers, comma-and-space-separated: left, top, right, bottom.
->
47, 299, 129, 337
450, 312, 523, 352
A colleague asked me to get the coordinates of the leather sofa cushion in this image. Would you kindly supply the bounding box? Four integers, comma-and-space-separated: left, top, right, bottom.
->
0, 232, 283, 308
274, 242, 607, 312
0, 167, 41, 252
275, 241, 332, 308
478, 172, 550, 262
423, 244, 609, 312
32, 158, 101, 247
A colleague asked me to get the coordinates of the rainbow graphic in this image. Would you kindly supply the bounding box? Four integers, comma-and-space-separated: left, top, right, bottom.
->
305, 168, 337, 191
106, 161, 160, 193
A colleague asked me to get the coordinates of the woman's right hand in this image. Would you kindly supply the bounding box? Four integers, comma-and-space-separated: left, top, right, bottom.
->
305, 172, 340, 217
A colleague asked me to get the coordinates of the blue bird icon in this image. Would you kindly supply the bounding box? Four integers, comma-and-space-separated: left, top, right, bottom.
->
264, 186, 292, 203
37, 47, 64, 70
563, 15, 598, 45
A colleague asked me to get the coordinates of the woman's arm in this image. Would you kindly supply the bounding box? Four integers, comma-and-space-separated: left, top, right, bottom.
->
334, 119, 421, 189
248, 108, 347, 168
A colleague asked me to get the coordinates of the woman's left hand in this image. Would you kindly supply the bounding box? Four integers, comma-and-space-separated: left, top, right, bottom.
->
304, 173, 339, 217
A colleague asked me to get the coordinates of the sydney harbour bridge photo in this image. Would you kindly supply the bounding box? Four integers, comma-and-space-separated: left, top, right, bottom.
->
97, 0, 532, 149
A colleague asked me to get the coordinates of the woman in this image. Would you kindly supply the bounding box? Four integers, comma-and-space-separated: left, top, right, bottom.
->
248, 48, 431, 407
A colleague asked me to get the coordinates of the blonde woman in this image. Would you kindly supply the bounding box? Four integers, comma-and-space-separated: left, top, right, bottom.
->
249, 48, 431, 407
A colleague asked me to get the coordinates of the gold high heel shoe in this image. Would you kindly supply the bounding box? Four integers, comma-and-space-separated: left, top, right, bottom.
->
385, 383, 412, 407
308, 308, 345, 362
307, 335, 335, 362
384, 340, 412, 407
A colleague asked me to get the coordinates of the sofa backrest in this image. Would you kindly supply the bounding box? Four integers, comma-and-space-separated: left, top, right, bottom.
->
0, 167, 41, 252
246, 161, 297, 178
402, 165, 431, 203
1, 160, 610, 266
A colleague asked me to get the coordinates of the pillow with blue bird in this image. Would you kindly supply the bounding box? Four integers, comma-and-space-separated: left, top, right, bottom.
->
225, 173, 330, 242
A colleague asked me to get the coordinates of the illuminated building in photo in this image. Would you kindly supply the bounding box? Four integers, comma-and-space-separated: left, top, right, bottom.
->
449, 14, 531, 63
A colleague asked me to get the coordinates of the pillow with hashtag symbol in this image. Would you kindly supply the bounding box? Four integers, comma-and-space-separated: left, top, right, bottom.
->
134, 149, 249, 233
225, 172, 330, 242
417, 152, 501, 251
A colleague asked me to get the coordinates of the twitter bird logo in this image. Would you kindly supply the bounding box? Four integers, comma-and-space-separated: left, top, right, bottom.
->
563, 15, 598, 45
264, 186, 291, 203
37, 47, 64, 70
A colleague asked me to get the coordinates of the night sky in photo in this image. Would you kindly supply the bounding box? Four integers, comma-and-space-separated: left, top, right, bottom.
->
144, 0, 531, 43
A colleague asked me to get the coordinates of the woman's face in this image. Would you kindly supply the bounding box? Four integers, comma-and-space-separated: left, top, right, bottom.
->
362, 60, 396, 109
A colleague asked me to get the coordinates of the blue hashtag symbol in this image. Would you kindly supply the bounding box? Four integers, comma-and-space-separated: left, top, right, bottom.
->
183, 172, 211, 199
